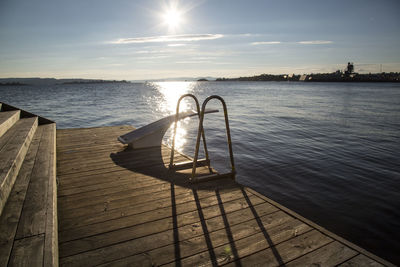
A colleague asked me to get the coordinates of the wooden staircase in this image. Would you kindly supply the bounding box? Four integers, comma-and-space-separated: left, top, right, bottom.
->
0, 102, 58, 266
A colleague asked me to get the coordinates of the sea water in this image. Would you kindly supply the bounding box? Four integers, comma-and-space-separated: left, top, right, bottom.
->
1, 81, 399, 264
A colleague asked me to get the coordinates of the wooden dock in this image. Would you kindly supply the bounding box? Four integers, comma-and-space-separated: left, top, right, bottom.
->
56, 125, 393, 267
0, 102, 394, 266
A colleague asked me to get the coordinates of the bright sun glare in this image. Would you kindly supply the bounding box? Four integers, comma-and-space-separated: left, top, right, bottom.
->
164, 8, 182, 29
161, 4, 185, 32
155, 82, 194, 151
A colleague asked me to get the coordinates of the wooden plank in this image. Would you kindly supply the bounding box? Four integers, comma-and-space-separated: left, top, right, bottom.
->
59, 183, 218, 222
57, 133, 123, 143
59, 178, 184, 212
285, 241, 358, 266
57, 141, 125, 151
0, 110, 20, 138
222, 230, 332, 267
58, 178, 170, 205
0, 127, 43, 267
56, 129, 132, 142
16, 122, 52, 238
59, 189, 199, 230
56, 149, 185, 176
57, 141, 122, 153
57, 144, 187, 163
0, 117, 36, 153
57, 148, 124, 164
56, 159, 191, 188
56, 148, 186, 172
58, 174, 167, 197
8, 235, 44, 267
43, 123, 58, 267
56, 151, 191, 181
59, 192, 264, 243
58, 172, 208, 209
56, 125, 133, 136
0, 117, 38, 216
0, 115, 22, 151
59, 197, 271, 259
57, 166, 157, 185
246, 187, 395, 267
58, 168, 228, 214
57, 132, 122, 142
58, 178, 233, 222
57, 169, 191, 193
339, 254, 385, 267
59, 187, 244, 231
162, 220, 314, 267
57, 141, 122, 152
98, 211, 302, 267
59, 201, 280, 265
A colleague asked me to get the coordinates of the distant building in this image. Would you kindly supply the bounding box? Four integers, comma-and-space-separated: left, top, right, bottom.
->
344, 62, 356, 77
299, 75, 307, 81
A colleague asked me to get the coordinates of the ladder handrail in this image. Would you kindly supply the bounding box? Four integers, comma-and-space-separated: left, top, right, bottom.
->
169, 94, 211, 170
191, 95, 236, 181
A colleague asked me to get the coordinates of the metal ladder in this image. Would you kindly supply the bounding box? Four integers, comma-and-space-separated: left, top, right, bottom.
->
169, 94, 211, 172
169, 94, 236, 183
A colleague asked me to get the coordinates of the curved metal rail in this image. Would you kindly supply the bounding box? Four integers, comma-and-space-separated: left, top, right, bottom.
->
169, 94, 211, 171
191, 95, 236, 182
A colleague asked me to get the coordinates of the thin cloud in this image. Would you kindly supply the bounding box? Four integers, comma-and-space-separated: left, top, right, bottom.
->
297, 40, 333, 45
168, 44, 187, 47
251, 41, 281, 45
175, 60, 212, 64
111, 34, 223, 44
251, 40, 333, 45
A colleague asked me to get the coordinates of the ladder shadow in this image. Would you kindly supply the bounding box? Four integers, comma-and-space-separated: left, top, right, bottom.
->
110, 145, 242, 265
110, 145, 237, 190
240, 187, 285, 266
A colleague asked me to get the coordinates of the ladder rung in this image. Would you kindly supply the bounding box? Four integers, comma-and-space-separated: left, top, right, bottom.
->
190, 172, 234, 183
171, 159, 209, 171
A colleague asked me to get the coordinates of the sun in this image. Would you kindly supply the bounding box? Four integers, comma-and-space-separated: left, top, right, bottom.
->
163, 7, 183, 30
156, 0, 194, 33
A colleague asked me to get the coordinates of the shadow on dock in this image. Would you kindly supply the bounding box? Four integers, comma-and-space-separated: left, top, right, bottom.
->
109, 145, 283, 266
110, 145, 237, 190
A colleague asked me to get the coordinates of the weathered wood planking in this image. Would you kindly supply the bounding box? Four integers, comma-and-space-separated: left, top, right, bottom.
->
0, 123, 58, 267
0, 126, 43, 267
0, 117, 38, 215
0, 110, 20, 138
8, 235, 45, 267
57, 125, 394, 267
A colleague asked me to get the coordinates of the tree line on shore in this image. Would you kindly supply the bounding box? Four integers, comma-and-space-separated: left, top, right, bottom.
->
215, 72, 400, 82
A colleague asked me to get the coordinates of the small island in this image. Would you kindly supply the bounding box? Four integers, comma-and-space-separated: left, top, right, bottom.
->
0, 78, 130, 86
61, 79, 130, 85
0, 82, 27, 86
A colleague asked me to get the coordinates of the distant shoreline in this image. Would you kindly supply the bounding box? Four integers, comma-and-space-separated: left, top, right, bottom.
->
1, 74, 400, 85
216, 72, 400, 83
0, 78, 130, 86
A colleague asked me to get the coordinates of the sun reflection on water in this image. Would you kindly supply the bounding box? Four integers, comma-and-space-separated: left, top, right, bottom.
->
151, 81, 196, 151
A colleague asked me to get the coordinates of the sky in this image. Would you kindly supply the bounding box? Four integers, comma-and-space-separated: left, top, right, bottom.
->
0, 0, 399, 80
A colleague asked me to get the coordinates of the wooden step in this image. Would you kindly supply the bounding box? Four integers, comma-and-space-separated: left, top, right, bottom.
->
0, 123, 58, 267
0, 110, 20, 138
0, 117, 38, 215
0, 125, 43, 266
